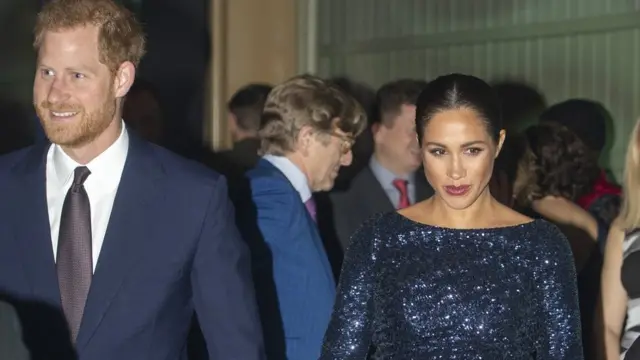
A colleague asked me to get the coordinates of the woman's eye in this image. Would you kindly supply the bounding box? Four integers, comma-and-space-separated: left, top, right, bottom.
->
465, 147, 483, 155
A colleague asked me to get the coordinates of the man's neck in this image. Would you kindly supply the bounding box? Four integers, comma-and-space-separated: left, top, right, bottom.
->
233, 131, 257, 143
284, 152, 314, 191
233, 136, 258, 148
373, 151, 412, 178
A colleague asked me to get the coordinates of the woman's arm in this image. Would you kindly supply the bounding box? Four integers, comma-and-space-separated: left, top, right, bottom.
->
600, 219, 628, 360
534, 222, 584, 359
320, 215, 382, 360
532, 196, 598, 240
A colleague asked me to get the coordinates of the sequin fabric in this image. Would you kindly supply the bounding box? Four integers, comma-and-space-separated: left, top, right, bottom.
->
320, 212, 583, 359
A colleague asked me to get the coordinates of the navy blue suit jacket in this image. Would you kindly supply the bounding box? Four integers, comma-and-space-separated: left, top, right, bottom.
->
0, 134, 265, 360
237, 159, 335, 360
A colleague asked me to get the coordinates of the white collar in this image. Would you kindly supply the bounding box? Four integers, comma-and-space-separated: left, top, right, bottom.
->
263, 154, 312, 202
51, 121, 129, 190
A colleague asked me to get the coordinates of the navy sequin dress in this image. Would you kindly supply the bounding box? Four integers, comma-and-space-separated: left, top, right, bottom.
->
321, 212, 583, 359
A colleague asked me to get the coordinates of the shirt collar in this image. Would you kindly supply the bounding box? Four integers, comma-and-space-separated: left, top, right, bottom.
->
262, 154, 312, 202
369, 155, 415, 189
52, 121, 129, 189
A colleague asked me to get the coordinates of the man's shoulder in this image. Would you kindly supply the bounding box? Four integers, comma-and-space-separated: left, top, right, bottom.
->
245, 160, 287, 186
245, 159, 275, 177
240, 161, 301, 208
0, 145, 43, 180
331, 166, 375, 200
149, 144, 225, 186
350, 165, 379, 189
0, 145, 38, 164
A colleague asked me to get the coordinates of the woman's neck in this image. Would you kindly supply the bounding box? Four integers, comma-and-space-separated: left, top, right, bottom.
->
427, 187, 499, 229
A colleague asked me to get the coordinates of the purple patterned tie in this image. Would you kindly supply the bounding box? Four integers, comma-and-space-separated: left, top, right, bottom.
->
56, 166, 92, 342
305, 197, 317, 222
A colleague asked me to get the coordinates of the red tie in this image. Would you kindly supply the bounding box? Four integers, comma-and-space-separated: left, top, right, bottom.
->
392, 179, 410, 209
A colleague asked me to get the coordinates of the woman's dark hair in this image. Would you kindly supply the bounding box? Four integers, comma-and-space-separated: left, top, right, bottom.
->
415, 73, 502, 145
524, 123, 600, 202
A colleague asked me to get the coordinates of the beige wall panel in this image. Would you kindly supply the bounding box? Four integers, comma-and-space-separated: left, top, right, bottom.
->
207, 0, 298, 150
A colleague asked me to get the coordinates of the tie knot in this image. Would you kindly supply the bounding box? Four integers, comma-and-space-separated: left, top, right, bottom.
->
73, 166, 91, 186
392, 178, 408, 191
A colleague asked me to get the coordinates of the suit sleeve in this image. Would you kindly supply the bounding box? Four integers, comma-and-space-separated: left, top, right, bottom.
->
0, 301, 30, 360
191, 176, 266, 360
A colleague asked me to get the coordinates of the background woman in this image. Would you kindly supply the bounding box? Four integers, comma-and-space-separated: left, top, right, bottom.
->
601, 118, 640, 359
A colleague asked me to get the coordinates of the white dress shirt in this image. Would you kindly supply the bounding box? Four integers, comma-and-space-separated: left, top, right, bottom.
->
46, 123, 129, 272
263, 155, 311, 202
369, 156, 416, 208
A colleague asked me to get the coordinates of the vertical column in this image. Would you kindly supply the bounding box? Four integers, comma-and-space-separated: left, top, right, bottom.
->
297, 0, 318, 75
206, 0, 299, 150
207, 0, 228, 150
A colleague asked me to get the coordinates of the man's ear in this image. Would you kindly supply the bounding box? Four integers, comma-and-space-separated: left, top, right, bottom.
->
372, 122, 385, 144
113, 61, 136, 98
297, 125, 315, 156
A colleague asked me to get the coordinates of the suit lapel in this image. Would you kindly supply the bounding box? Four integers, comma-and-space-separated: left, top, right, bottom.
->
302, 199, 334, 284
76, 135, 165, 350
357, 167, 395, 213
9, 144, 61, 306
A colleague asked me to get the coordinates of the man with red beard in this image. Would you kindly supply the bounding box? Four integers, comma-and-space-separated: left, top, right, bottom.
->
0, 0, 265, 359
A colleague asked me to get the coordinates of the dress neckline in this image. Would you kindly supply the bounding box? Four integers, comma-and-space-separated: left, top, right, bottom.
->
392, 211, 541, 232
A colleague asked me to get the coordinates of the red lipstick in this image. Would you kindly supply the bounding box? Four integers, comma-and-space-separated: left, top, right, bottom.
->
444, 185, 471, 196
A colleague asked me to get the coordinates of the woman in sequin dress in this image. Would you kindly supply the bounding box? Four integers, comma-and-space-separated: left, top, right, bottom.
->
320, 74, 584, 359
